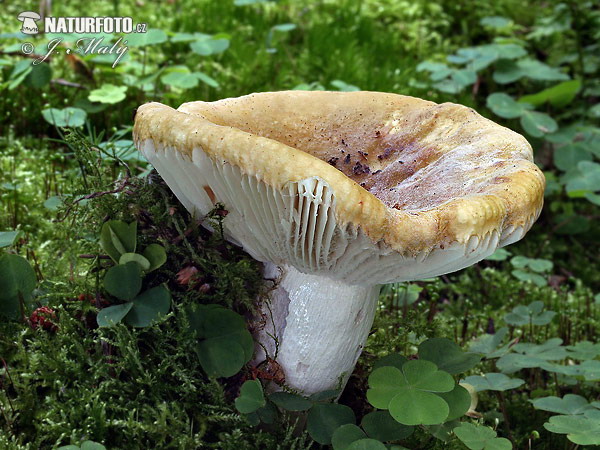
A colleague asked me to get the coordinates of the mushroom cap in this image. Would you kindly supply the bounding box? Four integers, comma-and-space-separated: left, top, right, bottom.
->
18, 11, 41, 20
133, 91, 544, 284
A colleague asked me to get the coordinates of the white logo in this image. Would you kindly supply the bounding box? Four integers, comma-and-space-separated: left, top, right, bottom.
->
18, 11, 41, 35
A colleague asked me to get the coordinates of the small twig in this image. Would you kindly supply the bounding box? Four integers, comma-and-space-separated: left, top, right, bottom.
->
50, 78, 87, 89
495, 391, 515, 444
73, 179, 131, 203
78, 254, 111, 259
0, 50, 50, 62
1, 359, 16, 415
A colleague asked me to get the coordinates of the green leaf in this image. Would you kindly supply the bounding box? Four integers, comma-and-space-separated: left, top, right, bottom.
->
331, 80, 361, 92
243, 411, 260, 426
268, 392, 312, 411
88, 84, 128, 104
331, 424, 367, 450
544, 414, 600, 445
367, 366, 405, 409
125, 28, 168, 46
190, 38, 230, 55
484, 438, 512, 450
195, 72, 219, 88
42, 107, 87, 127
402, 360, 455, 392
235, 380, 265, 414
519, 80, 581, 108
0, 254, 37, 319
104, 262, 142, 301
80, 441, 107, 450
367, 361, 454, 413
504, 300, 555, 326
426, 420, 460, 442
100, 220, 137, 262
486, 93, 532, 119
169, 32, 210, 43
493, 60, 524, 84
142, 244, 167, 272
511, 269, 547, 286
468, 327, 512, 359
480, 16, 512, 28
119, 253, 151, 271
44, 195, 63, 211
554, 143, 593, 172
485, 248, 511, 261
531, 394, 599, 415
418, 338, 482, 374
256, 401, 277, 424
518, 59, 570, 81
0, 230, 21, 248
307, 403, 356, 445
520, 111, 558, 138
388, 389, 449, 426
437, 384, 471, 421
454, 423, 505, 450
96, 302, 133, 327
463, 373, 524, 392
566, 161, 600, 194
161, 71, 199, 89
373, 353, 408, 371
8, 60, 32, 89
346, 439, 387, 450
189, 305, 254, 377
416, 61, 448, 73
566, 341, 600, 360
125, 285, 171, 327
309, 389, 341, 402
196, 336, 246, 377
25, 62, 52, 88
272, 23, 297, 32
368, 361, 454, 426
497, 339, 567, 373
361, 411, 413, 441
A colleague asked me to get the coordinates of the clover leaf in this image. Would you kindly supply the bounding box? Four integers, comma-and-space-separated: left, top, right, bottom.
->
544, 412, 600, 445
463, 373, 524, 392
0, 254, 37, 319
486, 93, 533, 119
100, 220, 137, 263
504, 301, 556, 326
235, 380, 265, 414
367, 361, 455, 426
42, 107, 87, 127
88, 84, 128, 104
188, 304, 254, 377
531, 394, 600, 415
331, 424, 367, 450
97, 285, 171, 328
454, 423, 512, 450
268, 392, 312, 411
361, 411, 413, 441
418, 338, 481, 374
307, 403, 355, 445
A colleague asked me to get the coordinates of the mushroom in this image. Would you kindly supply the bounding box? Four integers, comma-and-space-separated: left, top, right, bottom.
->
18, 11, 41, 35
133, 91, 545, 395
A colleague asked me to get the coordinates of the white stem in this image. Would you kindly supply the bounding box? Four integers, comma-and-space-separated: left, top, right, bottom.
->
254, 264, 380, 395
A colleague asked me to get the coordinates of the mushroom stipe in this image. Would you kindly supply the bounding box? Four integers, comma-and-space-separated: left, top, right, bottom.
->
133, 91, 545, 395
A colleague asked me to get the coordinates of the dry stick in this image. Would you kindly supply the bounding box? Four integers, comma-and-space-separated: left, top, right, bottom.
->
50, 78, 88, 89
79, 254, 111, 259
495, 391, 515, 445
1, 359, 16, 416
0, 50, 50, 61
